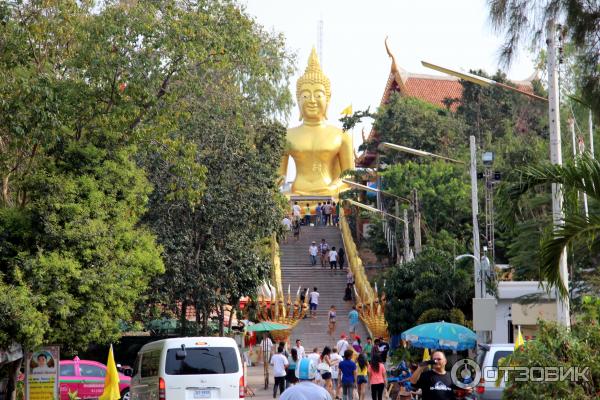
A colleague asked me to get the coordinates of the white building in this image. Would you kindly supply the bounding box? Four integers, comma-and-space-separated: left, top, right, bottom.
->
492, 281, 557, 343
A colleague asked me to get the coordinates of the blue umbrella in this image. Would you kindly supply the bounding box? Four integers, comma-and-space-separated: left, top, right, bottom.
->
401, 321, 477, 351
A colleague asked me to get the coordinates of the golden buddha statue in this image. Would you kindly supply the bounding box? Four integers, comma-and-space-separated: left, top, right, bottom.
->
281, 48, 354, 197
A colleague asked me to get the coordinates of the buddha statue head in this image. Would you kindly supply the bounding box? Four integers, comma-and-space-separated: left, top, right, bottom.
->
296, 48, 331, 123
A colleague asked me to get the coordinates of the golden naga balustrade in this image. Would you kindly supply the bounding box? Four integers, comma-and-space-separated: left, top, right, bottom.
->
251, 237, 308, 340
339, 213, 389, 340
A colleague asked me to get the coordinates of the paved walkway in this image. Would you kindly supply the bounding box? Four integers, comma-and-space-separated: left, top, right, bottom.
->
245, 363, 284, 399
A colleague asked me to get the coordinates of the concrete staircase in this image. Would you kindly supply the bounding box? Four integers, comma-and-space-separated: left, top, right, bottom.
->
280, 225, 368, 352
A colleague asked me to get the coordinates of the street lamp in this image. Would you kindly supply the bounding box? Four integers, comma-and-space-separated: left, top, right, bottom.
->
421, 61, 548, 102
380, 142, 465, 164
342, 179, 412, 203
482, 151, 494, 166
344, 199, 404, 222
455, 254, 481, 294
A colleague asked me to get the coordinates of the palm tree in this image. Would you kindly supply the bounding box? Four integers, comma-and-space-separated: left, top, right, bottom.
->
509, 154, 600, 297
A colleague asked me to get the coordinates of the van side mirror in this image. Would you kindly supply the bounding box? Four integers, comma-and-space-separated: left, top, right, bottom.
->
123, 368, 133, 377
176, 344, 187, 360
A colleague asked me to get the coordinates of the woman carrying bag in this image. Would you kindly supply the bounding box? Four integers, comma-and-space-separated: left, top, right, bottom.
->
318, 346, 334, 399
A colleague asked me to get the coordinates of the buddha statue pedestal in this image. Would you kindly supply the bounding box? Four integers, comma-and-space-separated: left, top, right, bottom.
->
280, 48, 354, 200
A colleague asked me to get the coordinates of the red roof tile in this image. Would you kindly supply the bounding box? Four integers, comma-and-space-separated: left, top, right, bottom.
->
404, 76, 463, 111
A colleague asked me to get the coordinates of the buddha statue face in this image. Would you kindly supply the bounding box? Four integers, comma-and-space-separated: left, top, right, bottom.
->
296, 48, 331, 123
298, 82, 328, 123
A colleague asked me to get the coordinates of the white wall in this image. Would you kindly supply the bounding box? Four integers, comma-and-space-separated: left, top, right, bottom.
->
492, 300, 512, 344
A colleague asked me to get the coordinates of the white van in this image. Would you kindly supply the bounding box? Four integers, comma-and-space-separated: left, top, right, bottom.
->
129, 337, 244, 400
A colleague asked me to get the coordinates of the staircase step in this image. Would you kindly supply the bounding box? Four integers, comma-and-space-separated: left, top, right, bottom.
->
279, 226, 368, 350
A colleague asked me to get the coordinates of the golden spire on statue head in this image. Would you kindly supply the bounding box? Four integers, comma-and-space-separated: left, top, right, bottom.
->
296, 47, 331, 102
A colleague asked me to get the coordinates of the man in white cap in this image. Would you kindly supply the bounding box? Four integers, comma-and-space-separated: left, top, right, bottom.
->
279, 358, 331, 400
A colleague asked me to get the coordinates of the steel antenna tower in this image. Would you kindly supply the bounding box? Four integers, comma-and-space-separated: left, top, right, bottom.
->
317, 18, 324, 68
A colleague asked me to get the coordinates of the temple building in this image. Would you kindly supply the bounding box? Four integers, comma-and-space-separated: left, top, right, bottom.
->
356, 39, 536, 168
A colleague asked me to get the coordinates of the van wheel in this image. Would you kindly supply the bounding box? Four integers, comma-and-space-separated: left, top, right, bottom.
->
120, 389, 130, 400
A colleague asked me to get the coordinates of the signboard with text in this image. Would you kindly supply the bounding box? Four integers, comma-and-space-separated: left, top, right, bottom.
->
25, 346, 60, 400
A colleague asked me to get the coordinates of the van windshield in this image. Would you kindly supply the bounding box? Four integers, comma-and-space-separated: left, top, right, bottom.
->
165, 347, 239, 375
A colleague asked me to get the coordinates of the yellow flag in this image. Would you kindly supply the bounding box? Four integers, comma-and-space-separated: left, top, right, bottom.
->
514, 326, 525, 350
341, 104, 353, 116
99, 345, 121, 400
422, 348, 430, 362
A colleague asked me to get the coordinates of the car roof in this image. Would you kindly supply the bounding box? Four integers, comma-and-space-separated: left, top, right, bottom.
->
478, 343, 515, 351
139, 337, 238, 352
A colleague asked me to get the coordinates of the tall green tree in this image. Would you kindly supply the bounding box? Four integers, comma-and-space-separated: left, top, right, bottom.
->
139, 11, 293, 334
489, 0, 600, 119
0, 0, 294, 355
384, 248, 473, 335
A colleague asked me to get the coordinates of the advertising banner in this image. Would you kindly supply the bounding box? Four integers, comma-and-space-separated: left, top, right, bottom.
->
25, 346, 60, 400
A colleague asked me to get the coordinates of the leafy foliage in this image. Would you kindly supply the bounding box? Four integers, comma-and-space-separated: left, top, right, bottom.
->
368, 94, 466, 162
382, 160, 472, 251
384, 248, 473, 335
139, 10, 293, 334
500, 297, 600, 399
0, 0, 292, 351
506, 154, 600, 297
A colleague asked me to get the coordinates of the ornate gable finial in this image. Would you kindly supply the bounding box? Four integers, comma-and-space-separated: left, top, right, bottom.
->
385, 36, 399, 74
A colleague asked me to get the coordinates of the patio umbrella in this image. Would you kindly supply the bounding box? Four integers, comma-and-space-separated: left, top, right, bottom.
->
245, 322, 291, 389
401, 321, 477, 351
245, 321, 290, 332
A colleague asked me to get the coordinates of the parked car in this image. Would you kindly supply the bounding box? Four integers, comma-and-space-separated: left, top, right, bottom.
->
474, 343, 514, 399
130, 337, 244, 400
59, 357, 131, 400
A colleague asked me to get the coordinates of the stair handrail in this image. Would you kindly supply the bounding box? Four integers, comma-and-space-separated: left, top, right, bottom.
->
339, 213, 389, 340
340, 214, 375, 302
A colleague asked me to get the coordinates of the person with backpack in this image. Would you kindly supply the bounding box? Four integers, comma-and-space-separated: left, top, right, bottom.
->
279, 358, 332, 400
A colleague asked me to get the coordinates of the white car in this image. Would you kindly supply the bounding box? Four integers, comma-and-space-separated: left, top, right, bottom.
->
130, 337, 244, 400
474, 343, 514, 400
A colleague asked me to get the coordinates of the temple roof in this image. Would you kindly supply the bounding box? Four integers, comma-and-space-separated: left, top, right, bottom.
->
356, 39, 535, 168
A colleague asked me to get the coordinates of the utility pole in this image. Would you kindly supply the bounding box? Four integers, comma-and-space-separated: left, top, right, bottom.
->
394, 200, 401, 264
483, 162, 495, 266
547, 19, 570, 327
412, 189, 422, 255
590, 110, 595, 159
470, 136, 482, 300
403, 207, 410, 262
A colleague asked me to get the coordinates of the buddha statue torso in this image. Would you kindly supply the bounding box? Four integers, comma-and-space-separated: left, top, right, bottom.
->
281, 48, 353, 197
